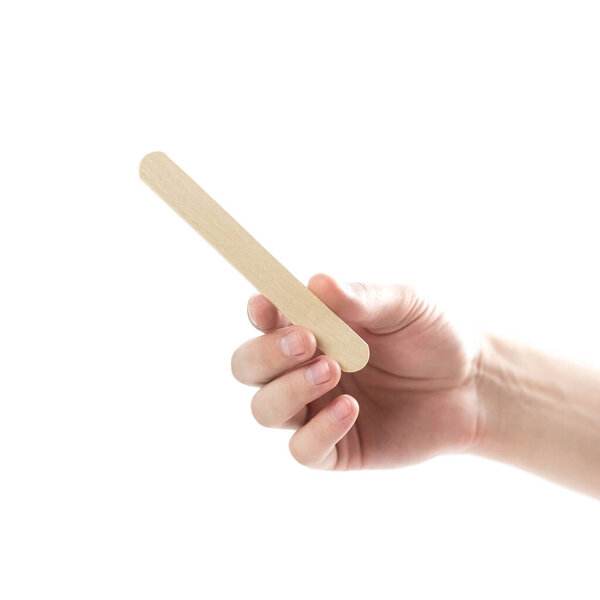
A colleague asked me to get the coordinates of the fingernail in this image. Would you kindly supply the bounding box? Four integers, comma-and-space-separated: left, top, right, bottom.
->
305, 360, 331, 385
280, 330, 304, 356
329, 396, 352, 421
247, 298, 259, 327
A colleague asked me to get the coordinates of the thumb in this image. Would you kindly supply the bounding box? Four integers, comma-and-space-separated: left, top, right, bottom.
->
307, 273, 422, 334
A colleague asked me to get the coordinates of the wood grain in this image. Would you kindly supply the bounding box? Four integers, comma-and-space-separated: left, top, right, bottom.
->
139, 151, 370, 372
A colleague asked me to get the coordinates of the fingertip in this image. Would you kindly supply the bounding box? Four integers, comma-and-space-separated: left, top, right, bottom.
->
246, 294, 261, 328
307, 273, 345, 314
308, 274, 368, 324
288, 393, 359, 469
247, 294, 279, 331
299, 326, 318, 358
329, 394, 359, 423
303, 355, 341, 387
307, 273, 337, 297
324, 356, 342, 386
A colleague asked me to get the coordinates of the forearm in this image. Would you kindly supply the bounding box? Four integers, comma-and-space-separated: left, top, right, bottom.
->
473, 334, 600, 497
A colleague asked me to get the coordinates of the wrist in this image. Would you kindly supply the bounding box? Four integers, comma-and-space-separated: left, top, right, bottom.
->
469, 333, 511, 459
467, 332, 600, 496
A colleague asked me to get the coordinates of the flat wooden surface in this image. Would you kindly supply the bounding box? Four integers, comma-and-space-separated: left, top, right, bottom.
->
139, 151, 370, 372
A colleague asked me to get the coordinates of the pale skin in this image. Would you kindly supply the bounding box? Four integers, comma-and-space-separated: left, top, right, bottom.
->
231, 274, 600, 497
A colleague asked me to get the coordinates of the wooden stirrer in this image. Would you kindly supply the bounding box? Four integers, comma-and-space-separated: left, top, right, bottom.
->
139, 152, 370, 372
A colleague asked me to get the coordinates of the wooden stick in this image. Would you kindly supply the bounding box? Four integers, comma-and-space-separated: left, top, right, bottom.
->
139, 152, 370, 372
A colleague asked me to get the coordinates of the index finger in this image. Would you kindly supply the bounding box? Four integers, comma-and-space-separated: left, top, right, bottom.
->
247, 294, 292, 332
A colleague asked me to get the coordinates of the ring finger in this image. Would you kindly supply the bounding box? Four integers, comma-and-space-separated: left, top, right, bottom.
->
251, 356, 341, 428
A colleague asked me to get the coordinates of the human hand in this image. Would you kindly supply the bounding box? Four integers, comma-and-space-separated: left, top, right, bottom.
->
231, 274, 481, 470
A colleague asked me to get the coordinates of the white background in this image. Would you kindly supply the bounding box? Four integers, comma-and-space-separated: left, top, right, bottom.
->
1, 1, 599, 598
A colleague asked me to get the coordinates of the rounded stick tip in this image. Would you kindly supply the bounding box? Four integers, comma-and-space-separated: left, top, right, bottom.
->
139, 151, 168, 180
341, 338, 370, 373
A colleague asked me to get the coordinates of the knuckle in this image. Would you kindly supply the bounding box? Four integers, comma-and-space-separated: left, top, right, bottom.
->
353, 281, 371, 297
280, 371, 298, 399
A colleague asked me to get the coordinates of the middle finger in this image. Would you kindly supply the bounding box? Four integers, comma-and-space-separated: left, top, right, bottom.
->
231, 325, 317, 385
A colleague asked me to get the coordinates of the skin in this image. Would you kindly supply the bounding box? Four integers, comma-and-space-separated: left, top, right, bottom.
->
231, 274, 600, 496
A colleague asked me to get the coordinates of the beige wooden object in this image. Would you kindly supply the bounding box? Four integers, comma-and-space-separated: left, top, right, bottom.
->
139, 152, 370, 372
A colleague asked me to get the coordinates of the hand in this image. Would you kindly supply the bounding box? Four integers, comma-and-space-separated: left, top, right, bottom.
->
231, 274, 482, 470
